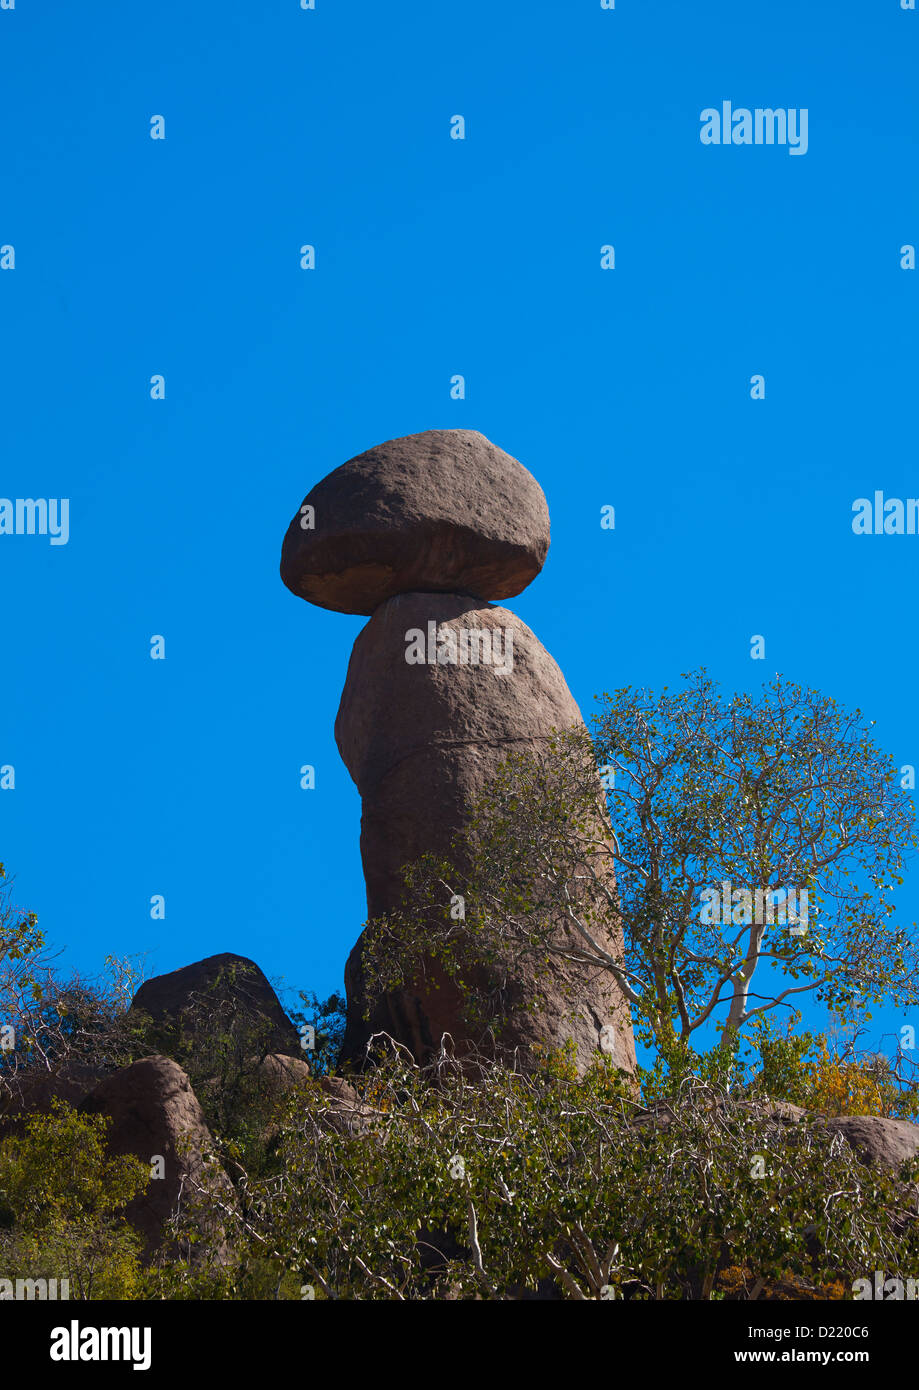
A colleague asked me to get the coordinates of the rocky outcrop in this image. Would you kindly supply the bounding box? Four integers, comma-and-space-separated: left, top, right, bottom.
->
823, 1114, 919, 1172
129, 953, 300, 1058
334, 593, 584, 921
254, 1055, 374, 1137
313, 1075, 376, 1137
334, 591, 633, 1073
734, 1102, 919, 1173
281, 428, 636, 1077
280, 429, 550, 614
256, 1052, 312, 1093
0, 1064, 106, 1137
80, 1055, 235, 1260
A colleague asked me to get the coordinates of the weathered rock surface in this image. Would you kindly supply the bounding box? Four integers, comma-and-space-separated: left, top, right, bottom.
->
823, 1114, 919, 1172
335, 594, 582, 915
256, 1052, 312, 1092
335, 591, 635, 1076
314, 1075, 376, 1136
280, 429, 550, 615
129, 953, 300, 1058
0, 1064, 106, 1137
281, 428, 635, 1077
702, 1101, 919, 1176
757, 1101, 808, 1124
80, 1055, 236, 1259
254, 1055, 374, 1137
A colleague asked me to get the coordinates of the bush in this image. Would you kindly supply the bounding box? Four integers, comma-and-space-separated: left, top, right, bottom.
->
162, 1044, 919, 1301
745, 1014, 919, 1120
0, 1099, 149, 1299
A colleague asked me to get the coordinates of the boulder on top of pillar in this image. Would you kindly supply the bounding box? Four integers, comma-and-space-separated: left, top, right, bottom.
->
280, 429, 550, 615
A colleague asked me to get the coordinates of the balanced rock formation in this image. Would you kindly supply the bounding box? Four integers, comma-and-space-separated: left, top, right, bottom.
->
80, 1055, 235, 1260
280, 429, 550, 614
281, 429, 636, 1076
129, 953, 300, 1059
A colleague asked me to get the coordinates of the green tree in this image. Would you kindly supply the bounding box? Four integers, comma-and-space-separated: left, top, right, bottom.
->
363, 672, 919, 1060
0, 1099, 149, 1299
0, 952, 152, 1096
0, 863, 42, 969
288, 990, 347, 1077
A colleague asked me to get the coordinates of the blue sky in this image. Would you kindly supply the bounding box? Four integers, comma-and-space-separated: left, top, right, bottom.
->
1, 0, 917, 1061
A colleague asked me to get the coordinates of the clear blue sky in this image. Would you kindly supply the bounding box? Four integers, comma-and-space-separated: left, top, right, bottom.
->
1, 0, 917, 1059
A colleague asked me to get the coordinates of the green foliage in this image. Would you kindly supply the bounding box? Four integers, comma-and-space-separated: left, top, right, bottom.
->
0, 1099, 148, 1299
637, 1033, 739, 1105
742, 1013, 919, 1121
0, 863, 42, 968
0, 951, 155, 1098
166, 1047, 919, 1301
594, 670, 918, 1046
360, 672, 919, 1064
288, 990, 347, 1077
639, 1014, 919, 1122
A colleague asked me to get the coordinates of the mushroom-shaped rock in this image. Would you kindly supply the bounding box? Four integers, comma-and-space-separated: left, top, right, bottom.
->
280, 429, 550, 615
